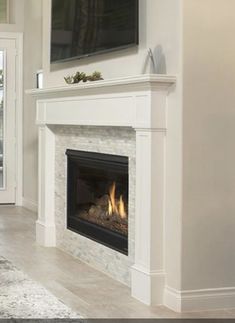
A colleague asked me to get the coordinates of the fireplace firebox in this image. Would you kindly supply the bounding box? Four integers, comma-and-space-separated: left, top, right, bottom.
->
66, 149, 129, 255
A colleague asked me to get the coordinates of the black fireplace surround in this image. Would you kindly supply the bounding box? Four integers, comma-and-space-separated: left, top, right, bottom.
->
66, 149, 129, 255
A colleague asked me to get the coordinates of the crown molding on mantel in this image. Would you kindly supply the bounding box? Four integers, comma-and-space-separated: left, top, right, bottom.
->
26, 74, 176, 99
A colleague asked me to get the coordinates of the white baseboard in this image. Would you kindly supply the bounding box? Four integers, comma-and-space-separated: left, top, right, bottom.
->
164, 285, 235, 312
22, 197, 38, 213
164, 286, 182, 312
131, 265, 165, 305
36, 220, 56, 247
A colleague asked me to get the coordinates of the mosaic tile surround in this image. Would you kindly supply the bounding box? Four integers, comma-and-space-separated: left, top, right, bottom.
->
52, 125, 136, 286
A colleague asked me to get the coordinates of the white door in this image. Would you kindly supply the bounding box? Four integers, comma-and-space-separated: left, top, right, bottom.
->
0, 39, 16, 203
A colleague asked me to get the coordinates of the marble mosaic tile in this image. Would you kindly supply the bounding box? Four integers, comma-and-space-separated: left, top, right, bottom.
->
52, 125, 136, 286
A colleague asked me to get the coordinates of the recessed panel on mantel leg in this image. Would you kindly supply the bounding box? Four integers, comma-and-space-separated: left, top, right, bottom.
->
131, 129, 166, 305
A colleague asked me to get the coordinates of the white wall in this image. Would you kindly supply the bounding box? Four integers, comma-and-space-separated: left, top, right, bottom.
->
0, 0, 24, 32
182, 0, 235, 290
8, 0, 24, 27
23, 0, 42, 208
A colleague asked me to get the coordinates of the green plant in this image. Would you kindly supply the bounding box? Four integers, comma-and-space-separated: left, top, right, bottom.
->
64, 71, 103, 84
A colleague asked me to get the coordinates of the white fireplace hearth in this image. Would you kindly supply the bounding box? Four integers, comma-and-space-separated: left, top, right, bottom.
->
27, 74, 176, 306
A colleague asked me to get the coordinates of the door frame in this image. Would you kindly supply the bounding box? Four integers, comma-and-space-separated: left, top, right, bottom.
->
0, 32, 23, 205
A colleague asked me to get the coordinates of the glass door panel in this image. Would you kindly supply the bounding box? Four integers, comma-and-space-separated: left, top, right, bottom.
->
0, 51, 4, 188
0, 38, 16, 204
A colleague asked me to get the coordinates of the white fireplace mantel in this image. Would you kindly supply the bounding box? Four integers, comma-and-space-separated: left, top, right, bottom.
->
27, 74, 176, 306
27, 74, 176, 129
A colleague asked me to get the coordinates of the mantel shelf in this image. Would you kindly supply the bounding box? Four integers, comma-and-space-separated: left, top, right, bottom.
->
26, 74, 176, 100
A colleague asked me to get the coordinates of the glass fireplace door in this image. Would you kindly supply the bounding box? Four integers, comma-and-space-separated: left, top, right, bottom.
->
66, 149, 129, 254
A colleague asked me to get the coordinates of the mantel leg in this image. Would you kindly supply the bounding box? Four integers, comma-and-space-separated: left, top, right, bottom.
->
131, 129, 166, 305
36, 125, 56, 247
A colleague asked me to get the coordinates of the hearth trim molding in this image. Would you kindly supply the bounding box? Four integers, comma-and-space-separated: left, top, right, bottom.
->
27, 74, 176, 307
164, 285, 235, 312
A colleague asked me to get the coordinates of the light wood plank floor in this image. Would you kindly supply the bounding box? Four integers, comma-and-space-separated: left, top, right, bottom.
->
0, 206, 235, 319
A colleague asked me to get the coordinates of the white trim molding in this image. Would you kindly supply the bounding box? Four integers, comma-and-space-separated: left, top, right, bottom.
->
27, 74, 176, 306
15, 33, 23, 206
164, 285, 235, 312
132, 266, 166, 305
26, 74, 176, 98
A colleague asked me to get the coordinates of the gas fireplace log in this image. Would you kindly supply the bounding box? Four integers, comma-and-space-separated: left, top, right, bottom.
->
77, 192, 128, 236
88, 205, 104, 218
95, 194, 109, 207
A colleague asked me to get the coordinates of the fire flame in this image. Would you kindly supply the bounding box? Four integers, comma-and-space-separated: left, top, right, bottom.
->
119, 195, 126, 219
109, 182, 119, 214
108, 182, 127, 219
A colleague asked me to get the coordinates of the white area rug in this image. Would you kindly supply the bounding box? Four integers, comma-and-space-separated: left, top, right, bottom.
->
0, 256, 82, 319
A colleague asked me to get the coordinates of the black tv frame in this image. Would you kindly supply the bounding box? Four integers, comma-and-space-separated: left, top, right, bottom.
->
50, 0, 139, 64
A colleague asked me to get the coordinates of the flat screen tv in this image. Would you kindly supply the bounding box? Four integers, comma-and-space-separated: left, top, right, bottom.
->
51, 0, 139, 63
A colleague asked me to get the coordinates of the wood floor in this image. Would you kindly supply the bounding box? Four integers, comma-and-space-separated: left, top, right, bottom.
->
0, 206, 235, 319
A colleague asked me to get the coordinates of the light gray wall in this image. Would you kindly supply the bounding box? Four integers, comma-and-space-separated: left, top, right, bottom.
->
182, 0, 235, 290
23, 0, 42, 205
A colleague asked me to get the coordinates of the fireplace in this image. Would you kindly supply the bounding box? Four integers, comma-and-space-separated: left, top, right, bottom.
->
66, 149, 129, 255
